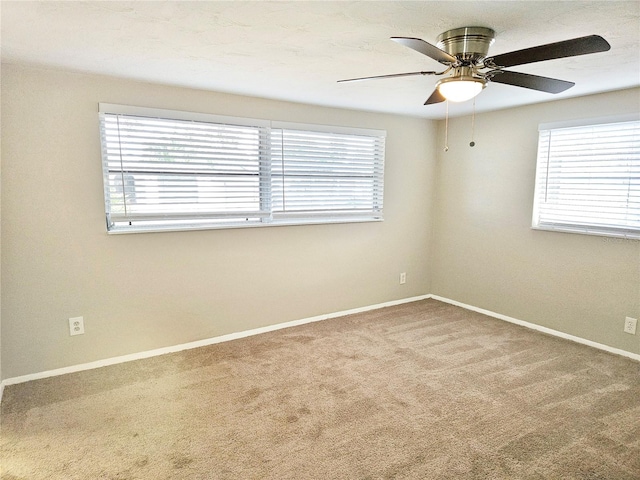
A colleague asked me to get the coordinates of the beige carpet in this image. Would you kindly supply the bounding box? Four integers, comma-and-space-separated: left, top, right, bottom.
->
1, 299, 639, 479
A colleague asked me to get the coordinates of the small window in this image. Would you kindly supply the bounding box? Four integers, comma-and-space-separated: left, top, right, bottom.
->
532, 118, 640, 239
99, 104, 385, 233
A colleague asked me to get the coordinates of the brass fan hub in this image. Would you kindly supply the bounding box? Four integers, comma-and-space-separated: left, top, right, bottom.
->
436, 26, 496, 61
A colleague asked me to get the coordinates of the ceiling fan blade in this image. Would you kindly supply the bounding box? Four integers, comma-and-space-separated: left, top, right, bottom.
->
424, 88, 446, 105
485, 35, 610, 68
488, 70, 574, 93
391, 37, 457, 64
338, 71, 437, 83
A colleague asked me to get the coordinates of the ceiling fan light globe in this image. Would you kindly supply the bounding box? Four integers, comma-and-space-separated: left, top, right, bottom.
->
437, 78, 485, 102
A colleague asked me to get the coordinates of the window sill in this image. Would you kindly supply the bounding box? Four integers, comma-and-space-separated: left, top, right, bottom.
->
531, 225, 640, 241
107, 217, 383, 235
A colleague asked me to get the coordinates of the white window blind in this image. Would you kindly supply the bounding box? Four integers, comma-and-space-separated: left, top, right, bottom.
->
99, 104, 385, 233
532, 119, 640, 239
270, 128, 384, 221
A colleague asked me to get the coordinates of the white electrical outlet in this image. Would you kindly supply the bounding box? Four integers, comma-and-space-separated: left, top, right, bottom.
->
624, 317, 637, 335
399, 272, 406, 284
69, 316, 85, 336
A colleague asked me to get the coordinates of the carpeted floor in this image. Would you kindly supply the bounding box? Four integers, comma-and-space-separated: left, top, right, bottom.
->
1, 299, 639, 479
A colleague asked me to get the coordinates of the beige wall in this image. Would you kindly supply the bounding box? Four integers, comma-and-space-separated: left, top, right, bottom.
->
2, 63, 638, 381
1, 64, 436, 379
431, 88, 640, 355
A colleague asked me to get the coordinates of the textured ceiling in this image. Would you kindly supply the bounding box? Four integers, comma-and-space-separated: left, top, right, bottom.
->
2, 1, 639, 119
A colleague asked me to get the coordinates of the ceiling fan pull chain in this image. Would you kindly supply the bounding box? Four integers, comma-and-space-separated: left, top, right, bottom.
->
470, 98, 476, 147
444, 100, 449, 152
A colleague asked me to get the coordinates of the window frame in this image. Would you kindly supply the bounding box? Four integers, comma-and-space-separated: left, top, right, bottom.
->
98, 104, 386, 234
531, 114, 640, 240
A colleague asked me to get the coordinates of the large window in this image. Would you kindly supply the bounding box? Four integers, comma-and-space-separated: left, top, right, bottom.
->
99, 104, 385, 233
532, 117, 639, 239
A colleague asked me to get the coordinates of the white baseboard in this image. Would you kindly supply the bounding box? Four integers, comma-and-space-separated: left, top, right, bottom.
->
0, 294, 431, 391
430, 294, 640, 363
1, 292, 637, 404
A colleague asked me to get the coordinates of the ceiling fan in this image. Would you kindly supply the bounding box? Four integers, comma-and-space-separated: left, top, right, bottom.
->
338, 27, 611, 105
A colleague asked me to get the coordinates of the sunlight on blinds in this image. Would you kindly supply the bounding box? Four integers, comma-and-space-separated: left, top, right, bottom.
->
270, 128, 384, 221
98, 105, 386, 233
532, 120, 639, 239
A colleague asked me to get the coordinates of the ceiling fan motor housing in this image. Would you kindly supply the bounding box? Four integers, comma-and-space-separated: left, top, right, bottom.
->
436, 27, 496, 62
